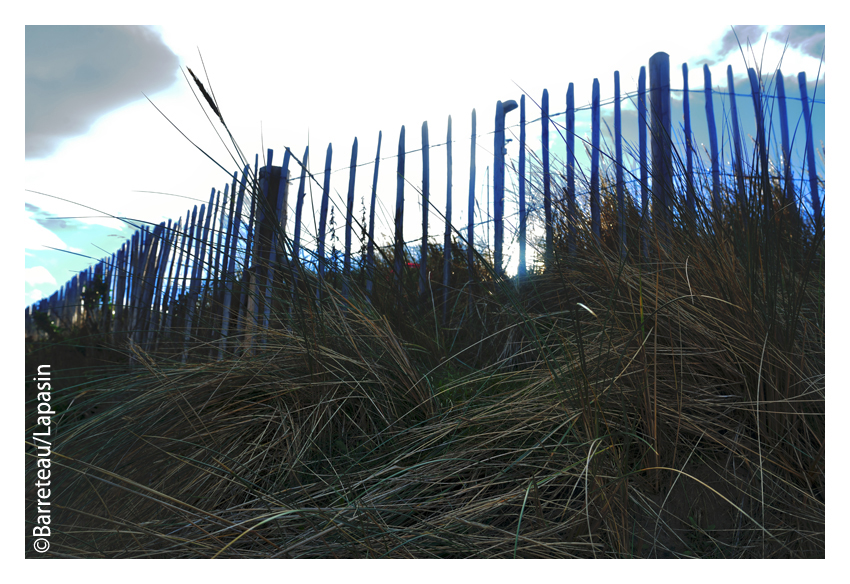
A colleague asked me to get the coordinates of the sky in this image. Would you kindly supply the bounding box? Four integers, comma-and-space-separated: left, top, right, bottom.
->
20, 8, 828, 310
9, 3, 845, 577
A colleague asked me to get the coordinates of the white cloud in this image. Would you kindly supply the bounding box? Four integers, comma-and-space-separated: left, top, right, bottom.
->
23, 214, 79, 252
25, 266, 57, 286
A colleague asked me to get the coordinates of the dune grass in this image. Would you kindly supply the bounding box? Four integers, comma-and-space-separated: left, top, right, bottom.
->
25, 64, 824, 558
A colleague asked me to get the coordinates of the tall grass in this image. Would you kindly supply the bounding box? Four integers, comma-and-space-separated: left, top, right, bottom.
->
25, 63, 824, 558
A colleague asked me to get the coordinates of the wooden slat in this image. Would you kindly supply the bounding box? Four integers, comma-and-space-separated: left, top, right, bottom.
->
591, 78, 601, 244
703, 65, 720, 216
420, 122, 430, 297
639, 66, 649, 258
263, 148, 291, 334
219, 166, 249, 356
366, 131, 382, 298
494, 103, 504, 276
683, 63, 695, 220
748, 68, 771, 224
542, 89, 553, 263
183, 204, 206, 363
518, 96, 527, 276
394, 126, 405, 297
727, 65, 748, 227
567, 83, 577, 256
292, 146, 310, 268
317, 143, 333, 289
651, 53, 673, 240
443, 115, 453, 323
776, 70, 798, 229
344, 137, 358, 299
467, 110, 476, 278
615, 70, 625, 257
798, 71, 822, 234
166, 212, 191, 334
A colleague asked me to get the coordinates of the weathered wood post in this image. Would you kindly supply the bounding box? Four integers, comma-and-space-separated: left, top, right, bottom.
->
343, 137, 358, 300
113, 242, 127, 336
220, 172, 238, 304
703, 65, 721, 218
776, 70, 799, 231
158, 218, 181, 348
542, 89, 553, 264
518, 96, 527, 277
219, 166, 248, 358
166, 212, 190, 337
798, 71, 822, 235
147, 220, 173, 350
639, 66, 649, 259
182, 205, 206, 363
394, 126, 406, 300
727, 65, 748, 229
317, 143, 333, 295
467, 110, 476, 281
748, 68, 771, 225
238, 156, 259, 341
366, 131, 382, 299
650, 53, 673, 243
683, 63, 695, 220
493, 99, 516, 277
212, 185, 227, 302
292, 146, 310, 270
615, 70, 626, 258
420, 122, 430, 299
443, 116, 453, 325
264, 149, 291, 333
567, 83, 577, 257
591, 78, 601, 245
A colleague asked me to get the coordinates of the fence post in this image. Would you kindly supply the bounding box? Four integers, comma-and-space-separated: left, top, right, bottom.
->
638, 66, 649, 259
343, 138, 358, 299
798, 71, 822, 235
542, 89, 553, 265
494, 99, 516, 277
518, 96, 527, 277
443, 115, 452, 324
615, 70, 625, 258
113, 243, 127, 336
292, 147, 310, 270
220, 172, 238, 304
727, 65, 748, 229
683, 63, 695, 220
264, 149, 291, 334
650, 52, 673, 242
467, 110, 476, 280
182, 206, 206, 363
776, 70, 799, 232
147, 220, 173, 350
420, 122, 430, 298
159, 218, 181, 347
239, 157, 259, 344
703, 65, 720, 217
567, 83, 576, 257
394, 126, 406, 300
168, 211, 192, 338
317, 143, 333, 295
219, 167, 249, 358
591, 78, 601, 245
366, 131, 382, 299
748, 68, 771, 225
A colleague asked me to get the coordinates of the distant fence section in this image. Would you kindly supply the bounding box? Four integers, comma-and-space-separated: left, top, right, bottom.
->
25, 52, 825, 359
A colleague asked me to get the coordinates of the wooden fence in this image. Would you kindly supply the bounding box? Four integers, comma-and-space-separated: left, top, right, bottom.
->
25, 52, 824, 358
